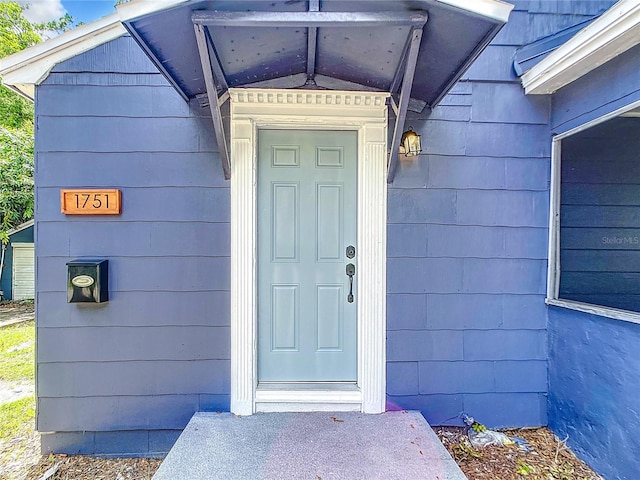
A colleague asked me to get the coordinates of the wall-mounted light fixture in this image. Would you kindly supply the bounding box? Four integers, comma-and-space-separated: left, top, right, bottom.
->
399, 127, 422, 156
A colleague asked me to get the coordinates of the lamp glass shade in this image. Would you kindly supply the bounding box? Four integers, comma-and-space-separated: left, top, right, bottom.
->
401, 129, 421, 156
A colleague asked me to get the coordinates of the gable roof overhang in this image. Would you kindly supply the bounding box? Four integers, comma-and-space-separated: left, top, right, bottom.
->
521, 0, 640, 95
0, 0, 513, 181
513, 14, 601, 77
0, 14, 126, 100
7, 219, 34, 237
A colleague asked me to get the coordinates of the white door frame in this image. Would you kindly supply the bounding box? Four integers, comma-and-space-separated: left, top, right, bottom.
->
11, 242, 34, 301
229, 89, 388, 414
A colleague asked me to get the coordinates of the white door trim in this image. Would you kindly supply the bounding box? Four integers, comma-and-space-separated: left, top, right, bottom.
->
11, 242, 34, 301
229, 89, 389, 415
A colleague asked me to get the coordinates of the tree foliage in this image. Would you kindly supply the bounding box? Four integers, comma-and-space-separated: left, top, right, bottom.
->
0, 2, 41, 57
0, 85, 32, 130
0, 2, 40, 243
0, 126, 33, 243
0, 3, 77, 244
34, 13, 76, 36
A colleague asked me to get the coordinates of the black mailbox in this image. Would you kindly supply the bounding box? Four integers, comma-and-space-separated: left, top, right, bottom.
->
67, 259, 109, 303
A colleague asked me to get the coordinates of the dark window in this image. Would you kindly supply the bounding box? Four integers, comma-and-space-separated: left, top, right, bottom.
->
559, 115, 640, 313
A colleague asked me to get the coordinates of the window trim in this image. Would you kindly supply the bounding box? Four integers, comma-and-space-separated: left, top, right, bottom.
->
546, 98, 640, 325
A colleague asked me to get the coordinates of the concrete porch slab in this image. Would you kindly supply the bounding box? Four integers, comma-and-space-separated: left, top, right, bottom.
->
152, 411, 467, 480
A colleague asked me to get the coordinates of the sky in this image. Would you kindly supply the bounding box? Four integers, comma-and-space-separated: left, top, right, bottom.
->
19, 0, 117, 25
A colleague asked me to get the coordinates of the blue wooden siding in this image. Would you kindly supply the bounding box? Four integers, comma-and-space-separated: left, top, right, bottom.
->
1, 225, 34, 300
35, 36, 229, 455
520, 0, 613, 15
548, 307, 640, 480
32, 0, 629, 457
559, 118, 640, 311
385, 0, 616, 428
384, 0, 574, 428
552, 43, 640, 134
547, 26, 640, 479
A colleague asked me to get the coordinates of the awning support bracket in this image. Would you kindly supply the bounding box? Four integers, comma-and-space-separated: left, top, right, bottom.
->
387, 26, 424, 184
306, 0, 319, 81
193, 23, 231, 180
389, 33, 412, 95
191, 9, 428, 181
203, 28, 229, 94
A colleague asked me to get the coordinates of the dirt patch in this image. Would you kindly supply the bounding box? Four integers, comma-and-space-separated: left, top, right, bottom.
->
435, 426, 603, 480
23, 456, 162, 480
2, 425, 605, 480
0, 423, 40, 480
0, 301, 34, 328
0, 380, 33, 405
0, 430, 162, 480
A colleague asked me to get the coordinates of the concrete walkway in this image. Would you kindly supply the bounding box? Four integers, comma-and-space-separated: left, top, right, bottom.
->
153, 411, 467, 480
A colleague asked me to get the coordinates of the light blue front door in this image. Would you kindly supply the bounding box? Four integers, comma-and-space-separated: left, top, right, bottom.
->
258, 130, 357, 382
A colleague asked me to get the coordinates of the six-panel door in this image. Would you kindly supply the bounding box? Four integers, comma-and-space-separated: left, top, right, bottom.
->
257, 129, 358, 382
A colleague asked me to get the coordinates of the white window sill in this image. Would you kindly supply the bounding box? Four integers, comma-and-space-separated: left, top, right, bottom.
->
546, 298, 640, 326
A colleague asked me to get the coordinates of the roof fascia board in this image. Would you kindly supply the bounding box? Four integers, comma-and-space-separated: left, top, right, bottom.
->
121, 21, 190, 102
522, 0, 640, 95
3, 83, 34, 102
435, 0, 513, 23
116, 0, 192, 22
116, 1, 196, 102
430, 20, 505, 108
191, 11, 429, 28
7, 219, 34, 236
0, 13, 126, 100
119, 0, 513, 25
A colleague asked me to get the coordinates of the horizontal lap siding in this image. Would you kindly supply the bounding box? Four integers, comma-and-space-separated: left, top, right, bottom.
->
551, 43, 640, 134
559, 119, 640, 311
35, 36, 230, 434
545, 7, 640, 478
37, 395, 229, 432
388, 7, 554, 428
38, 116, 216, 152
37, 152, 226, 187
38, 360, 230, 396
38, 326, 229, 362
37, 222, 230, 257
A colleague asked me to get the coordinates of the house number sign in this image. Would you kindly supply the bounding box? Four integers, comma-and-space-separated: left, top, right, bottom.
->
61, 189, 121, 215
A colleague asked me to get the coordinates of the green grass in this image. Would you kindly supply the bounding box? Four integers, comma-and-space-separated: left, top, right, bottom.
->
0, 322, 36, 443
0, 396, 35, 440
0, 320, 34, 383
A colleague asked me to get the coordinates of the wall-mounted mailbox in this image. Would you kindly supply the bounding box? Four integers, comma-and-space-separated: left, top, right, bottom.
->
67, 259, 109, 303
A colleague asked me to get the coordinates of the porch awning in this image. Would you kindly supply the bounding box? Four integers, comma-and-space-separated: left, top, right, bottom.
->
119, 0, 514, 181
119, 0, 510, 103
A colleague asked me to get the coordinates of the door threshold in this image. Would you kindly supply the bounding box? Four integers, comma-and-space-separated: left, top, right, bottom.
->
257, 382, 359, 391
254, 385, 362, 413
